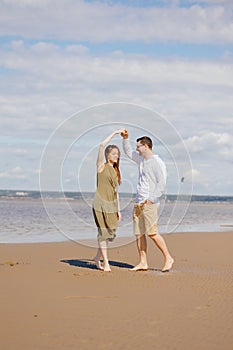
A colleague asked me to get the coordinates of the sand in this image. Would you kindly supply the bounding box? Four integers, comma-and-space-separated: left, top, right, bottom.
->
1, 231, 233, 350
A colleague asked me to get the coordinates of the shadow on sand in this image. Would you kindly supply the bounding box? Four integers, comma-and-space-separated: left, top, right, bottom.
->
60, 258, 134, 270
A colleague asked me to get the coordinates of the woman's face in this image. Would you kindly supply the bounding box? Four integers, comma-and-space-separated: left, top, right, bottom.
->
107, 148, 120, 164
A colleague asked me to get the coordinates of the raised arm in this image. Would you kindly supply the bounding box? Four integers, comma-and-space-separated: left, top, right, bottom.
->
121, 129, 141, 164
96, 129, 124, 171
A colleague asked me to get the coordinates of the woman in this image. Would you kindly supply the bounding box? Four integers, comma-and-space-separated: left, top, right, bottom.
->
92, 129, 123, 272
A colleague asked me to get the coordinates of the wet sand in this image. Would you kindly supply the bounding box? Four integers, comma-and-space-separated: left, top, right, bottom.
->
1, 231, 233, 350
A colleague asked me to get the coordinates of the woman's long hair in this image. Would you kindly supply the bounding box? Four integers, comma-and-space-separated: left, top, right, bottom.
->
105, 145, 121, 185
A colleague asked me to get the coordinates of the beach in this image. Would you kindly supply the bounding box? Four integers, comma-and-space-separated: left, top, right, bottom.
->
1, 231, 233, 350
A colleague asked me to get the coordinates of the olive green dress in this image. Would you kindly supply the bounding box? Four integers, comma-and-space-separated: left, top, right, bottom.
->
93, 163, 119, 242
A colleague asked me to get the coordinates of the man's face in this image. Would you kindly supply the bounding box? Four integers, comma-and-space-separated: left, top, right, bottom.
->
136, 141, 146, 156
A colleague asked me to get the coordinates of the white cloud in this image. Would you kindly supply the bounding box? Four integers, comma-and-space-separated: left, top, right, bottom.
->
0, 166, 26, 179
12, 166, 23, 173
180, 130, 233, 194
202, 0, 230, 5
0, 41, 232, 143
3, 40, 233, 87
0, 0, 232, 194
184, 132, 233, 161
0, 0, 233, 43
183, 168, 200, 182
1, 0, 49, 5
1, 40, 232, 92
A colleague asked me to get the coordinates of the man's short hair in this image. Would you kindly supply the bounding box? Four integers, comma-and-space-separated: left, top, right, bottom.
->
136, 136, 153, 150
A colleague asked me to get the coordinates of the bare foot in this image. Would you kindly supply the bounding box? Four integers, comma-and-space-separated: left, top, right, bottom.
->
162, 257, 174, 272
130, 264, 149, 271
93, 258, 104, 271
103, 263, 111, 272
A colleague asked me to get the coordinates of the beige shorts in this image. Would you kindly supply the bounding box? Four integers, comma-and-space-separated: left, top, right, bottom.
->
133, 203, 158, 236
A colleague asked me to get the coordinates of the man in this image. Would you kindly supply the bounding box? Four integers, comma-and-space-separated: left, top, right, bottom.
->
121, 129, 174, 272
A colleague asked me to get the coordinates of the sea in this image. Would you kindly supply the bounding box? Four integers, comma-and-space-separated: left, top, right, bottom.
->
0, 190, 233, 245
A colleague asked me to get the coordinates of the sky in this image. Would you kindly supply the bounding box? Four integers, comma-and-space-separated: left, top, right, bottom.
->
0, 0, 233, 196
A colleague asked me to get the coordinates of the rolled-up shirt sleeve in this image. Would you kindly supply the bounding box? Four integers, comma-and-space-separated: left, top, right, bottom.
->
122, 138, 140, 164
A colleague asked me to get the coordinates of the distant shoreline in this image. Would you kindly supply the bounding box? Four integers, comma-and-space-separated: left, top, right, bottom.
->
1, 189, 233, 202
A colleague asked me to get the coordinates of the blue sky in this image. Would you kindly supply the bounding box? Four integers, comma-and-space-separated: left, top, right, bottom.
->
1, 37, 229, 59
0, 0, 232, 195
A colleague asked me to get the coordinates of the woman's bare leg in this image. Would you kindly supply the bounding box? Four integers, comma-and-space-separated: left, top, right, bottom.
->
93, 247, 104, 270
99, 240, 111, 272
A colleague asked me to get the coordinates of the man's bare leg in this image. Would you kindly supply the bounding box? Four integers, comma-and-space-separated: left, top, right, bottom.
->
131, 234, 149, 271
149, 233, 174, 272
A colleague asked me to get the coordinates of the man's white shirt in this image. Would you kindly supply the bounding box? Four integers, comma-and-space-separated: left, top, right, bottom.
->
123, 138, 166, 203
